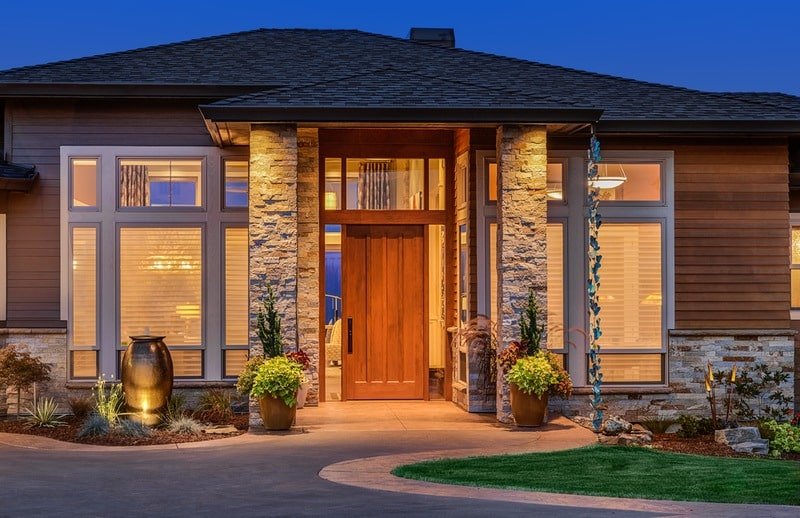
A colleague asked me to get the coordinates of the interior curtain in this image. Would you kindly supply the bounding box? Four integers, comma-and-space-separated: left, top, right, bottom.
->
358, 161, 390, 209
120, 164, 149, 207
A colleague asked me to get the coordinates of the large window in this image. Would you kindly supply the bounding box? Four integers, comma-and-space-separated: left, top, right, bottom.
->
478, 151, 673, 386
791, 227, 800, 309
63, 147, 247, 381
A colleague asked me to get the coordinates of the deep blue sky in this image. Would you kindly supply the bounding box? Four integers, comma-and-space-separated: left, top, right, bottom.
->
3, 0, 799, 94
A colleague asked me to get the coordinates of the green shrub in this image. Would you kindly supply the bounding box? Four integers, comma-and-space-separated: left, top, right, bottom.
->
195, 389, 233, 423
118, 418, 151, 438
68, 396, 94, 420
0, 345, 52, 416
236, 355, 265, 395
23, 397, 65, 428
250, 356, 304, 406
166, 415, 203, 435
77, 413, 111, 438
506, 352, 558, 397
761, 420, 800, 457
676, 415, 715, 438
519, 289, 545, 355
92, 376, 125, 425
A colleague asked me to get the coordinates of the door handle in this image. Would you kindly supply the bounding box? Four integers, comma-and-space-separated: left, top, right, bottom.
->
347, 317, 353, 354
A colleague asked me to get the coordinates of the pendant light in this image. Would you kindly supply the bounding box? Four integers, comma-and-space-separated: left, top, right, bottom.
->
590, 163, 627, 189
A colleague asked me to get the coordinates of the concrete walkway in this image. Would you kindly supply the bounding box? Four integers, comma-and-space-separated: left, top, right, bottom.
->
0, 402, 796, 517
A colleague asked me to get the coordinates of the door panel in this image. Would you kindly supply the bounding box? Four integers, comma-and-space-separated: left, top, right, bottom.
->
344, 225, 425, 399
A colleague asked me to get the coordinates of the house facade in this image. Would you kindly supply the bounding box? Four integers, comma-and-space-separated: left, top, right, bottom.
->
0, 28, 797, 423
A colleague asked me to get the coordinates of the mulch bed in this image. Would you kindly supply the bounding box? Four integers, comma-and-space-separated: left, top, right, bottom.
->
650, 433, 800, 461
0, 414, 248, 447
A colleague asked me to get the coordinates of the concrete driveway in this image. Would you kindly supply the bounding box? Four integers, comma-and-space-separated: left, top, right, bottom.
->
0, 402, 778, 517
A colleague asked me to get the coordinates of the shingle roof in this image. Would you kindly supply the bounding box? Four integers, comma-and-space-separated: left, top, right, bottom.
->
1, 28, 799, 125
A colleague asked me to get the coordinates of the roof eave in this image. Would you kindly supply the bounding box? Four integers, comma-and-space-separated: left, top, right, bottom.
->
198, 105, 604, 124
0, 83, 275, 99
598, 119, 800, 134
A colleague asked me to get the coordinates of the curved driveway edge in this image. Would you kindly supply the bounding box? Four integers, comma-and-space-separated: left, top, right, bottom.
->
319, 436, 798, 517
0, 431, 257, 452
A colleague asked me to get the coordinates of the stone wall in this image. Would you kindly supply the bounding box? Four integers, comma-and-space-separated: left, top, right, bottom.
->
552, 330, 796, 422
495, 125, 548, 423
1, 328, 67, 415
248, 123, 299, 427
297, 127, 320, 406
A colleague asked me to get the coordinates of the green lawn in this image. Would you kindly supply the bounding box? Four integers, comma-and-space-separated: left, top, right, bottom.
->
392, 446, 800, 505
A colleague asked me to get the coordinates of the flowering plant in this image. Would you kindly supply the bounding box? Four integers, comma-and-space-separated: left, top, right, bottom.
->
498, 341, 526, 374
506, 352, 558, 397
286, 350, 311, 370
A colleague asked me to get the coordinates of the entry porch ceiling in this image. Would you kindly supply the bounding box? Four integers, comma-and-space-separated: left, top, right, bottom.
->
206, 122, 592, 147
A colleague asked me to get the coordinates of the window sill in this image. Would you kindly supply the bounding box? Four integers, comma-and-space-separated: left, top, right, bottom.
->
571, 386, 672, 396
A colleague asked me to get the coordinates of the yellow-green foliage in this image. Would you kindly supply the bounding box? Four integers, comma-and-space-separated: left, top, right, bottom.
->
762, 420, 800, 457
506, 352, 558, 397
249, 356, 304, 406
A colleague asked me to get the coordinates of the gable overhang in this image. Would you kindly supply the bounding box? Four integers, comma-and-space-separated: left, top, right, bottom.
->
198, 105, 604, 125
597, 119, 800, 134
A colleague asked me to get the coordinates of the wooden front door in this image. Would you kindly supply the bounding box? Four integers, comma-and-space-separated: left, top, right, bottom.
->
343, 225, 425, 400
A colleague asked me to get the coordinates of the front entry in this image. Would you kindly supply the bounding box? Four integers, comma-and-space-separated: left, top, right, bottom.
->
343, 225, 426, 399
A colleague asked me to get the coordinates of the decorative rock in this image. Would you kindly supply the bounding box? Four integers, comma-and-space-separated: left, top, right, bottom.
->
571, 416, 598, 431
602, 416, 632, 436
598, 434, 620, 445
731, 440, 769, 456
618, 433, 652, 446
202, 425, 238, 435
631, 424, 654, 439
715, 427, 760, 446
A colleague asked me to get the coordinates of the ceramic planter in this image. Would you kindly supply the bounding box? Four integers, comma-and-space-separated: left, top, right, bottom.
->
258, 395, 296, 430
121, 335, 173, 425
509, 383, 548, 427
296, 381, 310, 409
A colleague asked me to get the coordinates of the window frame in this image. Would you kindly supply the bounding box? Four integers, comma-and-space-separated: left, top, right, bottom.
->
69, 157, 102, 212
61, 146, 246, 381
221, 223, 250, 378
476, 149, 674, 388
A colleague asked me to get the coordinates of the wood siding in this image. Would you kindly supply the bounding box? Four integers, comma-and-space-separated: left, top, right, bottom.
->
5, 100, 214, 326
673, 144, 790, 329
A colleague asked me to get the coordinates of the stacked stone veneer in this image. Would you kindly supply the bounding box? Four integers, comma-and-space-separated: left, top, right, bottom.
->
495, 125, 548, 423
552, 330, 795, 422
1, 328, 67, 415
248, 124, 299, 427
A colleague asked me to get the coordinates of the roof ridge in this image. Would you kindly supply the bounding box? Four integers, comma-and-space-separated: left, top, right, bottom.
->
0, 28, 360, 77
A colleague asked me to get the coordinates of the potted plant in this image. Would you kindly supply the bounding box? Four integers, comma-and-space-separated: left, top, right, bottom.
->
286, 350, 311, 409
500, 290, 573, 427
249, 356, 304, 430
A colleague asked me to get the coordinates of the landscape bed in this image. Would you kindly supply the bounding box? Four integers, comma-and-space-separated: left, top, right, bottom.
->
0, 414, 248, 446
392, 445, 800, 505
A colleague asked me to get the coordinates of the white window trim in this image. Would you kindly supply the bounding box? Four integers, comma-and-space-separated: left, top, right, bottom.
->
476, 149, 675, 387
61, 146, 247, 381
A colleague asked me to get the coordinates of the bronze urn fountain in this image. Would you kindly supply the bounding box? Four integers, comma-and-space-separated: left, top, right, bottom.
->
121, 336, 174, 425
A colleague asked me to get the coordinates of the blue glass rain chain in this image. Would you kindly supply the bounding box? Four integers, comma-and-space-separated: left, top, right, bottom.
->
586, 129, 604, 432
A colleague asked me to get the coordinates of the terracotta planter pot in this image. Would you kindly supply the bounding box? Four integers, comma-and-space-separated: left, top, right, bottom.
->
510, 383, 548, 427
121, 335, 173, 425
258, 395, 296, 430
296, 382, 310, 409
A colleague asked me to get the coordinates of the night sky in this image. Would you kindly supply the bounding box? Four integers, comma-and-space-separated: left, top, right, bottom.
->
3, 0, 799, 94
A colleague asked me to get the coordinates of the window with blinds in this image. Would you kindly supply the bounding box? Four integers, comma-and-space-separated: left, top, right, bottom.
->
596, 223, 662, 349
71, 227, 97, 347
119, 227, 203, 377
547, 223, 565, 349
224, 227, 249, 347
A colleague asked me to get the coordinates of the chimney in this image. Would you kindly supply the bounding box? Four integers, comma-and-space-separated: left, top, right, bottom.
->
408, 28, 455, 49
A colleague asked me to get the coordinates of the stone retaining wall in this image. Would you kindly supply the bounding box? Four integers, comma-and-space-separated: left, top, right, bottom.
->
552, 329, 795, 422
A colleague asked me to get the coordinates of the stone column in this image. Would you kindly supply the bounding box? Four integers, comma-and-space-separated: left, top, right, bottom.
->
248, 124, 298, 426
496, 125, 548, 423
297, 128, 320, 405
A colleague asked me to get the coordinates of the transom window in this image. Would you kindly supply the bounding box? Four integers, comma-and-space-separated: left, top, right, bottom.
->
118, 159, 202, 208
324, 157, 446, 211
